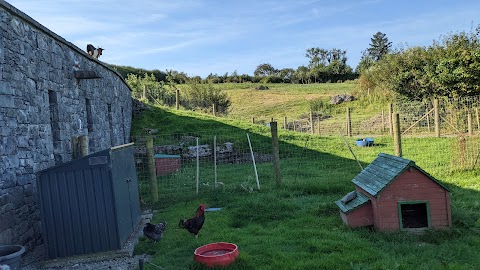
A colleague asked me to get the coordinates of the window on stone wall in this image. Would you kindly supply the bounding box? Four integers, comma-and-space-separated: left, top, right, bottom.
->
108, 103, 114, 146
86, 98, 93, 132
121, 107, 126, 144
48, 90, 61, 164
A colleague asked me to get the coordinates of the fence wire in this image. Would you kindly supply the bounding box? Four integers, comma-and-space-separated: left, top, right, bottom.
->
131, 133, 478, 204
131, 95, 480, 203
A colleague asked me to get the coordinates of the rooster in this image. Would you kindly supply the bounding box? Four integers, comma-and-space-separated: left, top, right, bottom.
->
179, 204, 206, 238
143, 221, 167, 242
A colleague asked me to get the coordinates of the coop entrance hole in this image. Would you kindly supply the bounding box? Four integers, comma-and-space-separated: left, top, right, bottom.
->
399, 202, 429, 229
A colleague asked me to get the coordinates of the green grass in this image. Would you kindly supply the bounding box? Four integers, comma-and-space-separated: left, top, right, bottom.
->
132, 83, 480, 270
217, 82, 358, 121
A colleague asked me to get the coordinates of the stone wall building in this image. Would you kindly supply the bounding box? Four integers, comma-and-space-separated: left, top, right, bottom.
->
0, 0, 133, 259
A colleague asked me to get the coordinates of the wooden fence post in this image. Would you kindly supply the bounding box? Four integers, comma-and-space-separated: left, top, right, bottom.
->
212, 103, 216, 117
381, 109, 385, 132
310, 111, 314, 134
146, 136, 159, 203
251, 117, 255, 124
388, 103, 393, 136
317, 116, 320, 135
434, 99, 440, 137
346, 107, 352, 137
393, 113, 402, 157
468, 113, 473, 136
476, 108, 480, 130
175, 89, 180, 110
270, 122, 282, 187
426, 113, 431, 132
283, 116, 287, 129
142, 85, 146, 100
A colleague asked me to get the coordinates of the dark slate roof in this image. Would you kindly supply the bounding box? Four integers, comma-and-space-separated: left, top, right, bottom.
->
335, 191, 370, 213
351, 153, 451, 197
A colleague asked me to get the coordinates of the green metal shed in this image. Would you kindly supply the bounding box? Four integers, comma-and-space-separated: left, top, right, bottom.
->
37, 143, 141, 259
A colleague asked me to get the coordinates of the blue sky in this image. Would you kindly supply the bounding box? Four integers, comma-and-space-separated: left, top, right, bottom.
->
7, 0, 480, 78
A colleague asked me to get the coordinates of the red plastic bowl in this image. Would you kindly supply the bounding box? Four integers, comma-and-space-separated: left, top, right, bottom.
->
194, 242, 239, 267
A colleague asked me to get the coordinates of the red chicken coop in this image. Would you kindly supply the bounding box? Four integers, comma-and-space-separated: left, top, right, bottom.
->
154, 154, 181, 176
336, 153, 452, 231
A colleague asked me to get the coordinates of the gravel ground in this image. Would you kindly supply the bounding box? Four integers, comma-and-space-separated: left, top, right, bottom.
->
20, 212, 155, 270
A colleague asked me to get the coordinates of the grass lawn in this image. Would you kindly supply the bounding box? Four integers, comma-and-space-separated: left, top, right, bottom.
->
132, 101, 480, 270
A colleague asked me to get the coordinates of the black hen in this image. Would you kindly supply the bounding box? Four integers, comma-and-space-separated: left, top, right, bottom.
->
179, 204, 206, 238
143, 222, 167, 242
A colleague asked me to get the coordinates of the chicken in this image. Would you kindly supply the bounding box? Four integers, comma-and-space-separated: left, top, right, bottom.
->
143, 221, 167, 242
179, 204, 206, 238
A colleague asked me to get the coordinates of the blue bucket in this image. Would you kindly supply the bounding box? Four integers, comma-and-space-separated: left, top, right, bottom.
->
356, 138, 374, 147
0, 245, 25, 270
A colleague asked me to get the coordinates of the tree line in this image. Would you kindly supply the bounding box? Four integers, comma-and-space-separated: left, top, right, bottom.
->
109, 48, 359, 84
358, 27, 480, 100
113, 25, 480, 102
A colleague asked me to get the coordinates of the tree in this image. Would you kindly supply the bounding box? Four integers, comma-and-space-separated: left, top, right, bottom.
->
306, 47, 329, 68
293, 66, 309, 84
278, 68, 295, 83
355, 50, 375, 74
359, 25, 480, 99
254, 63, 277, 77
367, 32, 392, 61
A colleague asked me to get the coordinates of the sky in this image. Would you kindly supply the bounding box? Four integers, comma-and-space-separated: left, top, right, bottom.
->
6, 0, 480, 78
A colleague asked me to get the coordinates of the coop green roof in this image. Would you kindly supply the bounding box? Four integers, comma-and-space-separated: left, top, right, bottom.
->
335, 191, 370, 213
352, 153, 451, 197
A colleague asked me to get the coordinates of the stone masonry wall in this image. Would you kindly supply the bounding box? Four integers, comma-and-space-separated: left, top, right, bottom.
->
0, 0, 132, 259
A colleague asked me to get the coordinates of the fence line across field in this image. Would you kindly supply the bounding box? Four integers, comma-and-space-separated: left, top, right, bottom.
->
130, 127, 477, 204
244, 98, 480, 138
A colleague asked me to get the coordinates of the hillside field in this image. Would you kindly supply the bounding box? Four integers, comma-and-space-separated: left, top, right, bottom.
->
132, 83, 480, 270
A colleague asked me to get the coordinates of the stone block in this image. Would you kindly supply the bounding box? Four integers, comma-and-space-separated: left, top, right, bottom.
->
0, 211, 14, 231
17, 174, 32, 185
0, 81, 14, 95
0, 94, 14, 107
0, 228, 13, 244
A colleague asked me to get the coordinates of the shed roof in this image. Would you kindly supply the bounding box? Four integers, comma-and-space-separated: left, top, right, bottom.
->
352, 153, 451, 197
335, 191, 370, 213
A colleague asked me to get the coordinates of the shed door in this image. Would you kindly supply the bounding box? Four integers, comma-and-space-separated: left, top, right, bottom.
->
398, 201, 431, 229
111, 146, 141, 246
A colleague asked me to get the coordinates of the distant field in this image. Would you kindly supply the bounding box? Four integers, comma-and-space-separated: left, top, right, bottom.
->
218, 82, 357, 121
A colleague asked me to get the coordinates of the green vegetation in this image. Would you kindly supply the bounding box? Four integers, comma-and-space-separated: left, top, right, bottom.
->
132, 95, 480, 269
358, 26, 480, 99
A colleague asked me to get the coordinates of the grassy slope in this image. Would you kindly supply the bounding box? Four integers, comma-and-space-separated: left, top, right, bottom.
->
132, 83, 480, 270
221, 82, 356, 121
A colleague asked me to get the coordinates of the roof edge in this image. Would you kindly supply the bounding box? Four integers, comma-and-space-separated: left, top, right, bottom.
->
0, 0, 133, 92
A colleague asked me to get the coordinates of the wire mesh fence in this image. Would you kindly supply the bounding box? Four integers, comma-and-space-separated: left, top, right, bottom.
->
240, 96, 480, 138
131, 129, 479, 204
131, 132, 274, 204
130, 94, 480, 204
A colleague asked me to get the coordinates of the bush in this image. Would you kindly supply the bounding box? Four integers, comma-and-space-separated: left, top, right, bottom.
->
181, 82, 231, 114
308, 98, 332, 116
